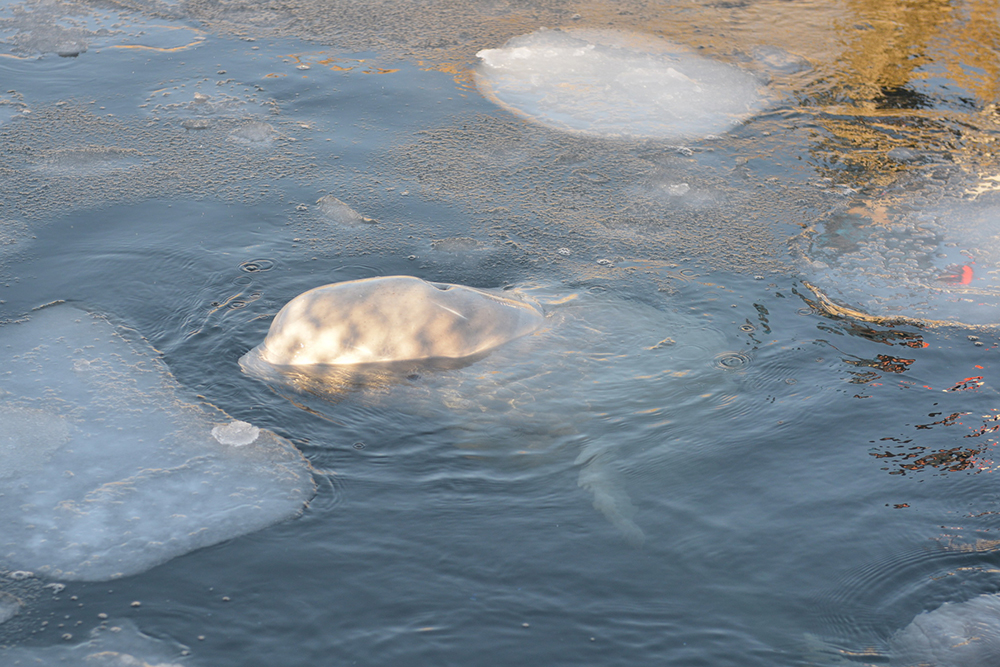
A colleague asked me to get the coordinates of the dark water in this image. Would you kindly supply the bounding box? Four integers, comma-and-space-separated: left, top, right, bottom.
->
3, 1, 1000, 665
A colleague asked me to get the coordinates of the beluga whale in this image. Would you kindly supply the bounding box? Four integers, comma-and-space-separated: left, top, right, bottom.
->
239, 275, 546, 387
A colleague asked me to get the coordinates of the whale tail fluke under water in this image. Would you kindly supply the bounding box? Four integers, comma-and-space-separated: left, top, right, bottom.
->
575, 446, 645, 547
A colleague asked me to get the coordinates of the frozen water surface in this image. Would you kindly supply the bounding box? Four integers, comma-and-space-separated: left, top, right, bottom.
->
794, 194, 1000, 326
2, 0, 1000, 665
0, 305, 314, 581
475, 29, 765, 139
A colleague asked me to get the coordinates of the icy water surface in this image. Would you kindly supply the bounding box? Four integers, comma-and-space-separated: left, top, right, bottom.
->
4, 0, 1000, 665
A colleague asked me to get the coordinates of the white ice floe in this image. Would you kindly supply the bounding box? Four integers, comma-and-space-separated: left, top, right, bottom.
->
0, 304, 314, 581
475, 28, 764, 139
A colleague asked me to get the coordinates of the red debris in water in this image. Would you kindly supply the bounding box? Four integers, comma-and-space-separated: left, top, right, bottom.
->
937, 264, 975, 285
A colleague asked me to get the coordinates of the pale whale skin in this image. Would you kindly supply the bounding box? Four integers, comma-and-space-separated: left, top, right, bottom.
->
242, 276, 545, 368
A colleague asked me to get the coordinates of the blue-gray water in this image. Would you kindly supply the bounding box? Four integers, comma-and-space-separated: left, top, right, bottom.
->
3, 1, 1000, 665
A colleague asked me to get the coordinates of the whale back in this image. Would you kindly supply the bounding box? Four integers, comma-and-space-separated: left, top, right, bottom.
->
247, 276, 544, 367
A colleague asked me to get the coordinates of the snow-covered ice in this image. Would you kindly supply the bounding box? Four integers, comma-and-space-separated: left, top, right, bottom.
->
0, 304, 314, 581
476, 29, 764, 139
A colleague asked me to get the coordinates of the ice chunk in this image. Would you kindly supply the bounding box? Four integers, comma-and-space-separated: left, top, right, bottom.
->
0, 620, 185, 666
316, 195, 376, 226
240, 276, 545, 369
475, 29, 764, 139
793, 198, 1000, 326
0, 305, 314, 581
211, 420, 260, 447
890, 594, 1000, 666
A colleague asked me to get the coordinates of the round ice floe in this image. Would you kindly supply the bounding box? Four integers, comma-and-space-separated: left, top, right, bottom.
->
240, 276, 545, 369
475, 29, 765, 139
890, 594, 1000, 666
0, 305, 314, 581
793, 197, 1000, 326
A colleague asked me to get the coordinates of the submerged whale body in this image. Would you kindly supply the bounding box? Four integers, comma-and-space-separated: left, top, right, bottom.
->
890, 594, 1000, 666
241, 275, 545, 370
475, 28, 765, 139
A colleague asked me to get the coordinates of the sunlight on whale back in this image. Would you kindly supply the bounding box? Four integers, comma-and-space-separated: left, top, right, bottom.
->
475, 28, 765, 139
0, 305, 314, 581
241, 275, 545, 368
890, 594, 1000, 666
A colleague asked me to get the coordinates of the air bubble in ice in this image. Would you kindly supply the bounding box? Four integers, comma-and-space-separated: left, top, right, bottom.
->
475, 29, 764, 139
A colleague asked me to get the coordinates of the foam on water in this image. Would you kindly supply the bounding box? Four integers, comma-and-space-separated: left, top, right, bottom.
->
475, 29, 765, 139
0, 620, 186, 666
0, 304, 314, 581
